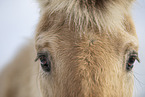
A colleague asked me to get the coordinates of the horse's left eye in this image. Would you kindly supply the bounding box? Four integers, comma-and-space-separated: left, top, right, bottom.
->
35, 53, 51, 72
126, 53, 139, 71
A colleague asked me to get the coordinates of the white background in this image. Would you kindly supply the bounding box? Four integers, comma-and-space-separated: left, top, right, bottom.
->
0, 0, 145, 97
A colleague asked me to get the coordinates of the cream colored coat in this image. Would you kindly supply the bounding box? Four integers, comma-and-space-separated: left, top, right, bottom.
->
0, 0, 139, 97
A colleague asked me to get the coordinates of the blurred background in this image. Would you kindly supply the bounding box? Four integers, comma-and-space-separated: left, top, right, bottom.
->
0, 0, 144, 97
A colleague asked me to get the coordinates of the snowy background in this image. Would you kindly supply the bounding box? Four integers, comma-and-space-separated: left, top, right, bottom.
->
0, 0, 145, 97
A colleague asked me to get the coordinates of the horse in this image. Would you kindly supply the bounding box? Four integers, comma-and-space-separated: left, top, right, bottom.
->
0, 0, 139, 97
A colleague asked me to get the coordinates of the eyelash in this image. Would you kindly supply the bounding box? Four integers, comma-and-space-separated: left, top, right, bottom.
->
35, 52, 51, 72
126, 51, 140, 71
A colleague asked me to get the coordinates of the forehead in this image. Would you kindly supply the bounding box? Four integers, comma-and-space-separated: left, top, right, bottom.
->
35, 26, 138, 54
35, 12, 139, 53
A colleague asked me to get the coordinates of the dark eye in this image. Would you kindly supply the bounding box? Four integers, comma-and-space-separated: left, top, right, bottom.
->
126, 53, 139, 71
35, 53, 51, 72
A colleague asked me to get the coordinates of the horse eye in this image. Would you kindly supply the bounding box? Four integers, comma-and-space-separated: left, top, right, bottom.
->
35, 53, 51, 72
126, 53, 139, 71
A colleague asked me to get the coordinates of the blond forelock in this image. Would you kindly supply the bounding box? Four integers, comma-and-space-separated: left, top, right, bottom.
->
37, 0, 135, 33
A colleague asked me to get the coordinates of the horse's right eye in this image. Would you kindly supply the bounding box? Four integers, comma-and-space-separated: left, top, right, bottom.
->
35, 53, 51, 72
40, 55, 51, 72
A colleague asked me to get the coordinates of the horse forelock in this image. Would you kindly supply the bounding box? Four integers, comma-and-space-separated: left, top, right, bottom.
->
36, 0, 135, 33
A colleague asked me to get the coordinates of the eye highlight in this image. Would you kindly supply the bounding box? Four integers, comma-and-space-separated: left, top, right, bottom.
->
35, 52, 51, 72
126, 52, 140, 71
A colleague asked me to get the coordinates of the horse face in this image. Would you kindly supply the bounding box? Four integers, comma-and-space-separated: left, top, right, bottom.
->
35, 1, 139, 97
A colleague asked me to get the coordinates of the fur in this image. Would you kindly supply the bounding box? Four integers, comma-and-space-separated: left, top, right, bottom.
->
0, 0, 139, 97
37, 0, 135, 33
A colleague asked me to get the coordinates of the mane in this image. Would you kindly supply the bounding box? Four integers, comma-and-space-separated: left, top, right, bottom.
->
37, 0, 135, 33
